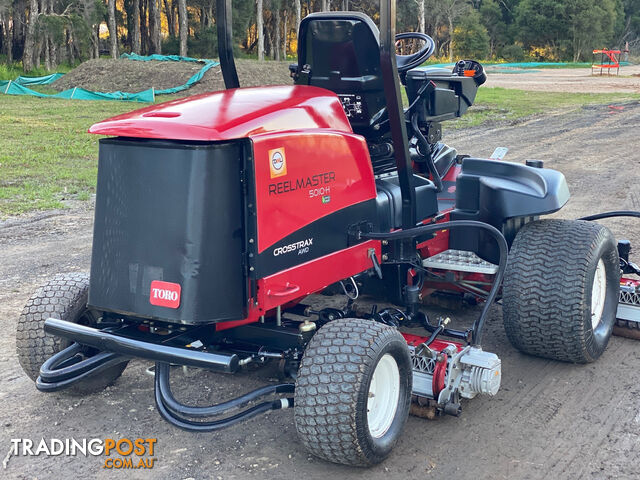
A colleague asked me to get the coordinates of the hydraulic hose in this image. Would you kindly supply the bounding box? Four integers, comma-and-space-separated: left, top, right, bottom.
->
153, 362, 294, 432
156, 362, 294, 418
362, 220, 508, 346
578, 210, 640, 221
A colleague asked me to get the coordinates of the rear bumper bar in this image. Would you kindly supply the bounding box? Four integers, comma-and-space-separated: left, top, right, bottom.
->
43, 318, 240, 373
38, 318, 295, 431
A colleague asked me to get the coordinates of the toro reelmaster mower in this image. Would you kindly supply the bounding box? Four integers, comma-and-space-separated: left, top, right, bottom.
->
16, 0, 640, 467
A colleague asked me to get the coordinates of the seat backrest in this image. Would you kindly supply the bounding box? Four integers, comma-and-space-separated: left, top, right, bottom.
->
294, 12, 385, 134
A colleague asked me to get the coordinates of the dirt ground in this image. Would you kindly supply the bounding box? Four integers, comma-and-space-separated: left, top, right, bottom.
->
485, 64, 640, 93
1, 103, 640, 480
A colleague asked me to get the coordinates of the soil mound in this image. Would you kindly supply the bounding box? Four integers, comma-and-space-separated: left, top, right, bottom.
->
52, 58, 293, 96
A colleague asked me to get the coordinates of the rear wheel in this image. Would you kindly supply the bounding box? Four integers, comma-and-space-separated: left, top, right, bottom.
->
502, 219, 619, 363
16, 273, 128, 394
294, 318, 412, 466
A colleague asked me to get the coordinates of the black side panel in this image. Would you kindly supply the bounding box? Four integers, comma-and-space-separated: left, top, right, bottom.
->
255, 199, 376, 278
89, 138, 247, 324
450, 158, 570, 263
375, 174, 439, 231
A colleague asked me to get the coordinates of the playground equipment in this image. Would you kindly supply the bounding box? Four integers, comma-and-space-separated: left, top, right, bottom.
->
592, 49, 621, 75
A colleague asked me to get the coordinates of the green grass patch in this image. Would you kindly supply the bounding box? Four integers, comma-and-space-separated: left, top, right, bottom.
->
0, 96, 138, 216
1, 87, 639, 216
446, 88, 640, 129
0, 61, 76, 81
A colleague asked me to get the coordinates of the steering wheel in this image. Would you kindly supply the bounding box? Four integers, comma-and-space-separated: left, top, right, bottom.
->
395, 32, 436, 73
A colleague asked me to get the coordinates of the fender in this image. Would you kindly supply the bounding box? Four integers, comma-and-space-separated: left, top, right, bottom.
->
449, 158, 570, 263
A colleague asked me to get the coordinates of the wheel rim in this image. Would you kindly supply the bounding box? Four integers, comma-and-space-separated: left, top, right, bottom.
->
367, 353, 400, 439
591, 258, 607, 330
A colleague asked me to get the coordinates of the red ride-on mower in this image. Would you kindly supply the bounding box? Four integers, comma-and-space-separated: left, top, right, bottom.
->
16, 0, 640, 467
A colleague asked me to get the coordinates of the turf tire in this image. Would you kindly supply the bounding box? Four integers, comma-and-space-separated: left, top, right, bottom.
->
16, 272, 128, 394
502, 219, 619, 363
294, 318, 412, 466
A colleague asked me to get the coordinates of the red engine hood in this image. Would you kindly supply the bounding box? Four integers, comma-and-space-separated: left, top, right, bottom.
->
88, 85, 353, 141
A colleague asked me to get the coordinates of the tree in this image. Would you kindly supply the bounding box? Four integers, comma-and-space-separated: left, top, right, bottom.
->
415, 0, 426, 33
22, 0, 38, 71
178, 0, 187, 55
441, 0, 471, 60
257, 0, 264, 60
132, 0, 141, 53
452, 8, 489, 58
515, 0, 619, 61
0, 0, 14, 62
149, 0, 162, 53
479, 0, 505, 57
107, 0, 118, 58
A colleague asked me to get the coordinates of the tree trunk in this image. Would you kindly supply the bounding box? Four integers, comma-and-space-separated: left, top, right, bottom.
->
295, 0, 301, 33
283, 10, 287, 60
108, 0, 118, 58
342, 0, 348, 9
178, 0, 187, 56
164, 0, 175, 37
6, 14, 14, 62
66, 27, 75, 64
321, 0, 329, 11
149, 0, 161, 53
91, 25, 100, 59
140, 0, 148, 54
257, 0, 264, 61
448, 16, 454, 61
47, 0, 56, 68
275, 10, 281, 61
0, 13, 4, 56
132, 0, 141, 53
22, 0, 39, 71
416, 0, 425, 33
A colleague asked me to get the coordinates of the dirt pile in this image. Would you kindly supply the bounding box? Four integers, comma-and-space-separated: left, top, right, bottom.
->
52, 58, 294, 95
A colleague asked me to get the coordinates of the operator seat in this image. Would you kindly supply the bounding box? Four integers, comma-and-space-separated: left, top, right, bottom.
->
293, 12, 385, 136
293, 12, 439, 229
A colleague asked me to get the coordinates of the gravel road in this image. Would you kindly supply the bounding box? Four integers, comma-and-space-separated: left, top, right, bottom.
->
1, 102, 640, 479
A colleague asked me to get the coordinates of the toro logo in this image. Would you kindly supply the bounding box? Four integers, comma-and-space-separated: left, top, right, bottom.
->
269, 147, 287, 179
149, 280, 181, 309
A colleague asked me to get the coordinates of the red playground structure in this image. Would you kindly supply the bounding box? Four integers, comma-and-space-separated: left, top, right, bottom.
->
592, 49, 621, 75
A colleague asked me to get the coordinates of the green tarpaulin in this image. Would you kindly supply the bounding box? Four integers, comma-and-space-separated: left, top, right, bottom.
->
0, 54, 219, 102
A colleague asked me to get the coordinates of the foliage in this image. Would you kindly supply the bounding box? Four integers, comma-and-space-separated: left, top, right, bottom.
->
452, 9, 490, 58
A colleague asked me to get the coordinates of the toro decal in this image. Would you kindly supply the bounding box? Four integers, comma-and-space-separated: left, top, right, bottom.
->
269, 147, 287, 179
149, 280, 181, 309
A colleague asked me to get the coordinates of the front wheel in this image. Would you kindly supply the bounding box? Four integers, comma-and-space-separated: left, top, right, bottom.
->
294, 318, 412, 466
16, 273, 128, 394
502, 219, 620, 363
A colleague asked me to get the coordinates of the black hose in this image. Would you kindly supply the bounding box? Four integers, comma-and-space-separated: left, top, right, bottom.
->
155, 384, 289, 433
36, 343, 129, 392
411, 112, 444, 193
156, 362, 294, 418
362, 220, 508, 346
578, 210, 640, 221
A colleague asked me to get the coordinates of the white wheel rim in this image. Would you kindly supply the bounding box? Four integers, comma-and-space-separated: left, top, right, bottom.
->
367, 353, 400, 439
591, 259, 607, 330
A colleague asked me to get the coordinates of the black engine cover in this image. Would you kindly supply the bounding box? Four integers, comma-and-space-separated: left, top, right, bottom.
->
89, 138, 247, 324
